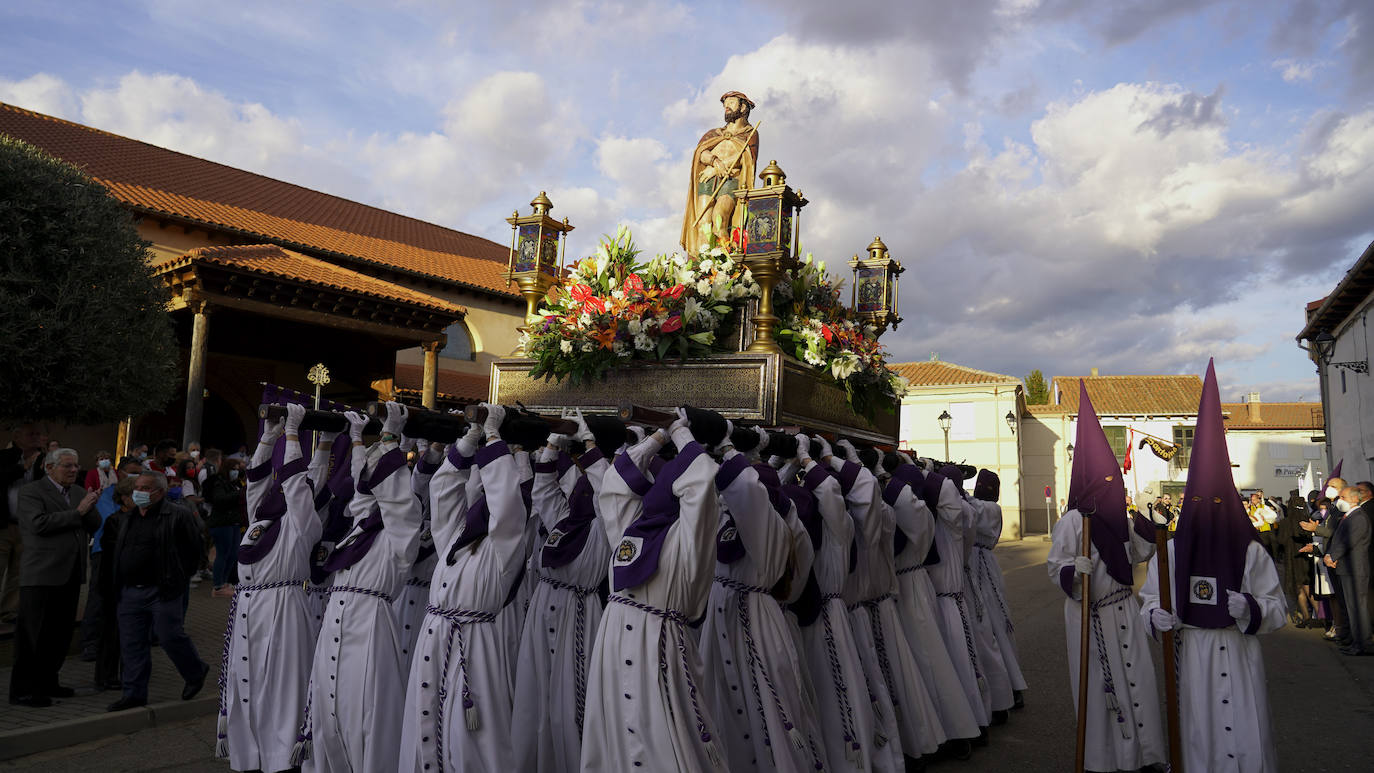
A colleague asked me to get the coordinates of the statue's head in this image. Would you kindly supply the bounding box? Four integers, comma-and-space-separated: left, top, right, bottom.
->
720, 90, 754, 123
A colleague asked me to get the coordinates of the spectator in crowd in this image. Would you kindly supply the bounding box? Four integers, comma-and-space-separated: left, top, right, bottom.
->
227, 443, 249, 462
84, 450, 118, 492
80, 458, 143, 665
129, 443, 149, 463
1247, 490, 1281, 558
202, 456, 244, 597
1300, 497, 1339, 632
106, 471, 209, 712
1306, 476, 1349, 640
1325, 484, 1372, 656
8, 448, 101, 707
45, 440, 60, 454
186, 441, 202, 465
2, 422, 48, 628
91, 475, 140, 690
146, 439, 179, 485
1277, 488, 1316, 626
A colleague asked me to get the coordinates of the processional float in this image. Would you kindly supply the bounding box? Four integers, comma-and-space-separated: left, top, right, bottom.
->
488, 90, 908, 444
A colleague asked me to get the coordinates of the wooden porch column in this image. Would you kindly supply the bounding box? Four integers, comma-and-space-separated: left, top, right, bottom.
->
421, 340, 442, 409
182, 299, 212, 449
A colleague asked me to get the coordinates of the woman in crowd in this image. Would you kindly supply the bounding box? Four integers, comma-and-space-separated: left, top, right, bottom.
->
203, 456, 246, 597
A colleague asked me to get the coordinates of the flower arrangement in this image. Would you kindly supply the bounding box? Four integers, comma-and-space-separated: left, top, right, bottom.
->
776, 255, 909, 419
525, 227, 760, 384
524, 226, 907, 420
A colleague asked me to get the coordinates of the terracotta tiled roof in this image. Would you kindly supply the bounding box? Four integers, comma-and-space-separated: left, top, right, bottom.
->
1221, 402, 1324, 430
891, 361, 1020, 388
1026, 403, 1070, 415
1050, 375, 1202, 416
393, 364, 490, 402
0, 102, 515, 297
1298, 240, 1374, 341
160, 244, 464, 314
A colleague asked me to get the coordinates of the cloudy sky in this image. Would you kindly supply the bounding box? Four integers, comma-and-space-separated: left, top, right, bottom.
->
4, 0, 1371, 400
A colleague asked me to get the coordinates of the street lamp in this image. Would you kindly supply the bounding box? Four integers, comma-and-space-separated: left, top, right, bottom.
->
938, 409, 952, 460
1005, 410, 1017, 434
1066, 442, 1075, 462
1313, 330, 1336, 365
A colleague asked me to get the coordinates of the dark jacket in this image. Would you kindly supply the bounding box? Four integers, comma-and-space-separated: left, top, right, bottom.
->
15, 476, 100, 586
1, 445, 45, 525
107, 498, 204, 600
202, 472, 245, 528
1327, 502, 1372, 580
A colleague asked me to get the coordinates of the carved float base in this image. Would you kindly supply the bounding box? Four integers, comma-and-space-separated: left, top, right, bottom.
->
489, 352, 897, 445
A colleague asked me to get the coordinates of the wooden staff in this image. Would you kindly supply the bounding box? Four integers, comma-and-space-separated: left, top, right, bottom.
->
461, 404, 579, 436
1075, 508, 1093, 773
1154, 512, 1184, 773
258, 404, 381, 435
617, 402, 677, 427
363, 402, 470, 443
691, 121, 762, 229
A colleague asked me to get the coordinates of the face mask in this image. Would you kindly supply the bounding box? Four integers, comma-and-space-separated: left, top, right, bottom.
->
98, 459, 111, 470
131, 490, 152, 508
1336, 498, 1353, 513
229, 469, 240, 481
136, 452, 147, 461
190, 450, 200, 459
1325, 486, 1339, 499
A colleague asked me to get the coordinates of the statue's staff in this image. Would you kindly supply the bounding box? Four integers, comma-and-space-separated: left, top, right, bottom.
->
692, 120, 762, 229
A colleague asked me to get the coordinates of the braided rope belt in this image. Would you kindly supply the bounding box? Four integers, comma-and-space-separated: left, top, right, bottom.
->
714, 576, 819, 765
819, 592, 864, 764
1090, 585, 1135, 738
425, 605, 499, 767
609, 593, 721, 767
937, 590, 986, 693
896, 564, 924, 576
851, 593, 901, 724
976, 549, 1015, 636
215, 579, 306, 757
406, 576, 432, 588
963, 566, 986, 622
538, 574, 599, 732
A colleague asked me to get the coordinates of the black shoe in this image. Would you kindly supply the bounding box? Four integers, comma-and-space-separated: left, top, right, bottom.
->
941, 739, 973, 760
107, 696, 147, 712
903, 754, 927, 773
182, 663, 210, 700
972, 728, 989, 747
9, 694, 52, 708
1012, 689, 1026, 709
47, 685, 75, 698
991, 709, 1009, 725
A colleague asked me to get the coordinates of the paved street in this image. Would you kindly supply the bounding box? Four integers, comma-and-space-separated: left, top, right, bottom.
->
3, 538, 1373, 770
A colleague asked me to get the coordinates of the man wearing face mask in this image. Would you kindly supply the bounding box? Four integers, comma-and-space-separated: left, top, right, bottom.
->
1304, 476, 1351, 642
1325, 484, 1372, 655
202, 456, 245, 596
105, 471, 209, 711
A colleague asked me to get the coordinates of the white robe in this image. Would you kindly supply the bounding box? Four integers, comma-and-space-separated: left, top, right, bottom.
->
927, 479, 992, 726
400, 438, 527, 771
842, 461, 944, 760
394, 448, 441, 671
795, 462, 885, 772
888, 481, 982, 742
219, 443, 322, 772
700, 454, 827, 772
580, 435, 724, 772
968, 499, 1027, 693
961, 497, 1014, 713
1139, 539, 1285, 772
512, 449, 611, 773
1047, 509, 1165, 772
304, 443, 421, 773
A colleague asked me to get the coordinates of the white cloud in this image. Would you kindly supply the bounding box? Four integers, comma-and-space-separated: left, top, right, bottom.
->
1272, 58, 1327, 82
0, 72, 79, 120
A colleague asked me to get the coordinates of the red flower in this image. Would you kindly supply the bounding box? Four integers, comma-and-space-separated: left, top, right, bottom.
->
584, 295, 607, 314
663, 284, 686, 300
660, 314, 683, 333
569, 283, 594, 304
821, 324, 834, 344
624, 273, 645, 294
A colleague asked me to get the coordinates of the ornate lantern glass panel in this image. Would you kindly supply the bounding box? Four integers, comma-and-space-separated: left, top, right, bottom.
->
733, 160, 808, 353
506, 191, 574, 351
848, 236, 903, 334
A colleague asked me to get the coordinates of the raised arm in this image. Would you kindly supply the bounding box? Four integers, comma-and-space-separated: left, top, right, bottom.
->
429, 423, 483, 552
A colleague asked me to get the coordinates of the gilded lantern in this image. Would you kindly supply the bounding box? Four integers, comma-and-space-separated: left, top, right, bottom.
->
505, 191, 575, 350
733, 160, 808, 353
848, 236, 903, 334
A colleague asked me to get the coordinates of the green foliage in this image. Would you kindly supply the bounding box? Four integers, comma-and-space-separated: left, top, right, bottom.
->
0, 137, 179, 425
1025, 369, 1050, 405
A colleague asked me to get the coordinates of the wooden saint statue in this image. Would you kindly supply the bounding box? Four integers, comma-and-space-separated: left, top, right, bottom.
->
681, 90, 760, 256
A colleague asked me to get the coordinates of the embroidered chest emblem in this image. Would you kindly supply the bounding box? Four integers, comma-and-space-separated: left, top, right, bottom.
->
546, 528, 566, 547
1189, 575, 1217, 605
313, 542, 331, 564
613, 536, 642, 566
419, 528, 433, 547
719, 526, 738, 543
247, 524, 266, 542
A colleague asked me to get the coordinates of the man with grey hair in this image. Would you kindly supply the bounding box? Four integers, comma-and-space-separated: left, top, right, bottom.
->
8, 447, 101, 707
105, 470, 208, 711
1326, 483, 1372, 655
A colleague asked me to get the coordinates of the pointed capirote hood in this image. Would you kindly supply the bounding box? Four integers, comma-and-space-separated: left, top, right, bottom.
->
1325, 459, 1344, 489
1065, 380, 1133, 587
1173, 359, 1259, 629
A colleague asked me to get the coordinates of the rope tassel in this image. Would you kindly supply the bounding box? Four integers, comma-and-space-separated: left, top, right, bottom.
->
215, 713, 228, 759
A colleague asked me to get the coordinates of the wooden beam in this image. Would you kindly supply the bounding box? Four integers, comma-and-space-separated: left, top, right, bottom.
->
200, 291, 441, 343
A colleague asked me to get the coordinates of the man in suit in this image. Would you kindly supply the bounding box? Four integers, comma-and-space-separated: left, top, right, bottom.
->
1326, 484, 1373, 655
8, 447, 101, 707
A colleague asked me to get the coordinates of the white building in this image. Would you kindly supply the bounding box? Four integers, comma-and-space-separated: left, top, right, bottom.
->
1220, 395, 1326, 496
1298, 239, 1374, 484
892, 360, 1026, 538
